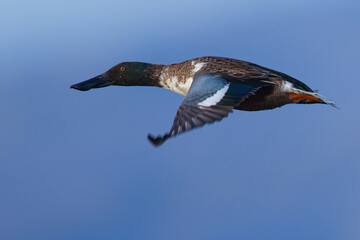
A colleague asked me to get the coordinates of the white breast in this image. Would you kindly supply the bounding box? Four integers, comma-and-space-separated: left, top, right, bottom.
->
163, 76, 193, 96
159, 62, 206, 96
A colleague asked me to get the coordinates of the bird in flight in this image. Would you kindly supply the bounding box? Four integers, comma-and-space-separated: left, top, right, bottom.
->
71, 56, 335, 146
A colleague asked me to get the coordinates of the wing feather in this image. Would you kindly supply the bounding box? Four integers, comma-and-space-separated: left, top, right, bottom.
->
148, 73, 269, 146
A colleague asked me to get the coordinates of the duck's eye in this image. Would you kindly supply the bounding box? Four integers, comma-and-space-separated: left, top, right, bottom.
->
120, 67, 126, 71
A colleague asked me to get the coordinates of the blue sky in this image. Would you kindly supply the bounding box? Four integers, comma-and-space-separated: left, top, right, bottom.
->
1, 0, 360, 239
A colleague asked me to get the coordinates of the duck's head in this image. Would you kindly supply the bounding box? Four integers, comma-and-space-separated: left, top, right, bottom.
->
71, 62, 156, 91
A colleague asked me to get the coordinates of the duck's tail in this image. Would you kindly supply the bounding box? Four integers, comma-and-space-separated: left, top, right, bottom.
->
289, 90, 338, 109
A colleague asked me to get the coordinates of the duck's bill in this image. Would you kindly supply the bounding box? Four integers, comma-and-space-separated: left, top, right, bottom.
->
70, 75, 112, 91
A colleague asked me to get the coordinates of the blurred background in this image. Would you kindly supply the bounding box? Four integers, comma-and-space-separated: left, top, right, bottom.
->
1, 0, 359, 239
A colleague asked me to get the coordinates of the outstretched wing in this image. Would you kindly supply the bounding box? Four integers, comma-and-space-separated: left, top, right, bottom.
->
148, 73, 263, 146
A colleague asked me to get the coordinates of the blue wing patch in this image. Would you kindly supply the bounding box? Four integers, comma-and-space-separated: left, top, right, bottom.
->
183, 74, 260, 107
182, 74, 228, 105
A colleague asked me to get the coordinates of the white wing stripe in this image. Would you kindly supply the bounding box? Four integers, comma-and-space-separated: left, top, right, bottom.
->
198, 84, 230, 107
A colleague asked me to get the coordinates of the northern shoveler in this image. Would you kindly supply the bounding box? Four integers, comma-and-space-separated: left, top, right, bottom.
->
71, 56, 335, 146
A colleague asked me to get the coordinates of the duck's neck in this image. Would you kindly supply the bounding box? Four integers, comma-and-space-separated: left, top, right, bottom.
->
142, 63, 165, 87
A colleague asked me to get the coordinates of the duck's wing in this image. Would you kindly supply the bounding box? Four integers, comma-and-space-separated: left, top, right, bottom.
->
147, 73, 268, 146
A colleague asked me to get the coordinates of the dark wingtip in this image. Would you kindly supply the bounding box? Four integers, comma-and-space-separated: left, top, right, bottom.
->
147, 134, 170, 147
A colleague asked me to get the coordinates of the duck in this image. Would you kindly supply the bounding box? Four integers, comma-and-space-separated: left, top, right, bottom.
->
71, 56, 336, 146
